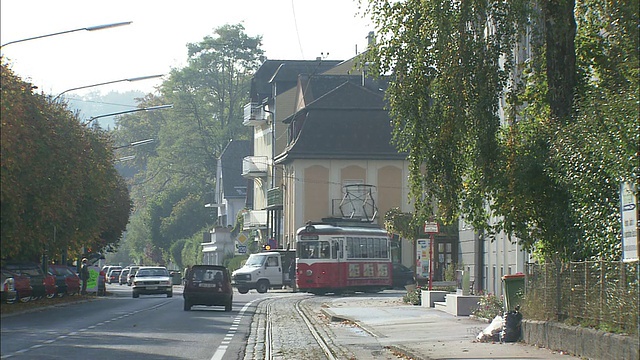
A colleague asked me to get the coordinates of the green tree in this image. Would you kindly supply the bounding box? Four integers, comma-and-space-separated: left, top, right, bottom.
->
113, 24, 263, 263
384, 208, 419, 243
363, 0, 637, 261
551, 0, 639, 259
1, 60, 131, 262
169, 238, 187, 269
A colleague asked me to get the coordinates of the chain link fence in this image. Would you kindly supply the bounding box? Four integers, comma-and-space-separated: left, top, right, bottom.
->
524, 260, 639, 336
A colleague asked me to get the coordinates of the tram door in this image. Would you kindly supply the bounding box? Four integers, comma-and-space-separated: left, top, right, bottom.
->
332, 238, 345, 287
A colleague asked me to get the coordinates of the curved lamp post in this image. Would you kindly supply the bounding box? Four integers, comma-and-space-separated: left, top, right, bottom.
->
84, 104, 173, 126
1, 21, 132, 48
53, 74, 164, 101
113, 138, 154, 162
113, 138, 154, 150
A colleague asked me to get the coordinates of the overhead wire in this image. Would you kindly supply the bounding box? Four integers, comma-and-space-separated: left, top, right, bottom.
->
290, 0, 305, 59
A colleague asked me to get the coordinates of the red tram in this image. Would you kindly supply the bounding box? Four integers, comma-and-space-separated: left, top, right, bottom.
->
295, 219, 392, 294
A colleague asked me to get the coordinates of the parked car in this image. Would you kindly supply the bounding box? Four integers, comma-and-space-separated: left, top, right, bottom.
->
107, 270, 121, 284
392, 263, 416, 289
1, 269, 32, 303
43, 273, 58, 299
183, 265, 233, 312
119, 268, 130, 285
48, 265, 80, 296
132, 266, 172, 298
2, 262, 47, 299
1, 270, 17, 303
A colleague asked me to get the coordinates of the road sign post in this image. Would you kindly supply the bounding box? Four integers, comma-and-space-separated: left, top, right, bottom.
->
424, 222, 440, 290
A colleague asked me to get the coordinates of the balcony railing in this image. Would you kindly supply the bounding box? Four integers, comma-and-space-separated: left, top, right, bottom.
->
243, 102, 268, 126
242, 156, 268, 178
243, 209, 267, 230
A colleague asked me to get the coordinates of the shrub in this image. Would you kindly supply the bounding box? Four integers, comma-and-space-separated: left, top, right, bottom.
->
403, 285, 421, 305
472, 292, 504, 319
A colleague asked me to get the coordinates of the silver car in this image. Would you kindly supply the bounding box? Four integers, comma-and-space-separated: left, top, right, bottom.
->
132, 266, 172, 298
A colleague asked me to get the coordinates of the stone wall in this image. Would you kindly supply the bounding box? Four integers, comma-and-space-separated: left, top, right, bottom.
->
522, 320, 638, 360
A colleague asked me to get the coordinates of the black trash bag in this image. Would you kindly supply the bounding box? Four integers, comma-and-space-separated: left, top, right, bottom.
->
500, 307, 523, 343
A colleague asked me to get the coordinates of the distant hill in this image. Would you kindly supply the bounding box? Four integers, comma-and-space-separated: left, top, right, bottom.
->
64, 90, 147, 130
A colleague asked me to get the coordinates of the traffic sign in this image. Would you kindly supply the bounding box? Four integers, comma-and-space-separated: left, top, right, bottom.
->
424, 222, 439, 234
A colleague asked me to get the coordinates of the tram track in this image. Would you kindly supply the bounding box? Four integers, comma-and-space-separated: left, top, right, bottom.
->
244, 293, 413, 360
264, 301, 274, 360
254, 296, 343, 360
294, 299, 337, 360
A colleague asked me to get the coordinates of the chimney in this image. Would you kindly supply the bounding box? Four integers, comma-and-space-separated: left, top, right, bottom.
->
367, 31, 375, 47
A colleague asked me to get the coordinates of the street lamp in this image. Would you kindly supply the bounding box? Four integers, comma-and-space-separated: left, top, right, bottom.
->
113, 138, 154, 162
84, 104, 173, 126
113, 138, 155, 150
1, 21, 132, 48
53, 74, 164, 101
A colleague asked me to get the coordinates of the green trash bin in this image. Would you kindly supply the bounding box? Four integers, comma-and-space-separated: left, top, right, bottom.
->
502, 273, 525, 312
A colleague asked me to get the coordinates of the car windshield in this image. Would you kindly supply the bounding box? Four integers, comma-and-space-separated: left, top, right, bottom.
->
136, 269, 168, 277
245, 254, 266, 267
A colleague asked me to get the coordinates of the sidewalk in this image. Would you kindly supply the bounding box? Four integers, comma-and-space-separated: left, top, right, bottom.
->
322, 295, 577, 360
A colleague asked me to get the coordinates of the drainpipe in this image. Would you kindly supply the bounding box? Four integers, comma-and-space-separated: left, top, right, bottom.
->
263, 101, 275, 242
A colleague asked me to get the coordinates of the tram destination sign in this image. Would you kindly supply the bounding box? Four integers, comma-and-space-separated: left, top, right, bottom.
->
424, 222, 439, 234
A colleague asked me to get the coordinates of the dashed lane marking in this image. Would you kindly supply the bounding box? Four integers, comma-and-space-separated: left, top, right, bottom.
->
0, 301, 170, 359
210, 300, 257, 360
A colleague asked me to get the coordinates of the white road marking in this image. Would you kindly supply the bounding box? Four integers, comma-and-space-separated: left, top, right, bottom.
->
2, 299, 172, 358
210, 300, 257, 360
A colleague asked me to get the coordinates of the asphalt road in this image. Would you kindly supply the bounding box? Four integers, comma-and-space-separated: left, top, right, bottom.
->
0, 284, 257, 360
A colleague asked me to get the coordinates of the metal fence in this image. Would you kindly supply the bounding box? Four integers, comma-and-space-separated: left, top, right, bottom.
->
524, 260, 639, 336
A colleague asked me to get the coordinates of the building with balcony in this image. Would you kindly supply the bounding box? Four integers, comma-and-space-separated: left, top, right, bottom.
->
201, 140, 251, 264
240, 53, 459, 275
234, 32, 535, 295
242, 59, 343, 246
212, 139, 250, 227
274, 73, 422, 267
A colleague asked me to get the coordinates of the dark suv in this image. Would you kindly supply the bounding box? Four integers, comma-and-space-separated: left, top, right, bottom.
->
183, 265, 232, 312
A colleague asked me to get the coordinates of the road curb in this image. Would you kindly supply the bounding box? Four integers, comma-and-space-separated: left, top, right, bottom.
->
321, 307, 429, 360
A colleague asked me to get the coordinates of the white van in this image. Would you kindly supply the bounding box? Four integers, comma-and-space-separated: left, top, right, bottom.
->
231, 251, 294, 294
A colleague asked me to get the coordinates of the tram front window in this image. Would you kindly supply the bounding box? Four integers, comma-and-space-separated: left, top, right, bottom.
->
298, 241, 331, 259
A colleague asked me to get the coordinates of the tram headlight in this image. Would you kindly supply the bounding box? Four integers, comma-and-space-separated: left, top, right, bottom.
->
305, 269, 313, 276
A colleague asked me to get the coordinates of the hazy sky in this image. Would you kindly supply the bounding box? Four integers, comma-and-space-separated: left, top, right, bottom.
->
1, 0, 373, 96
